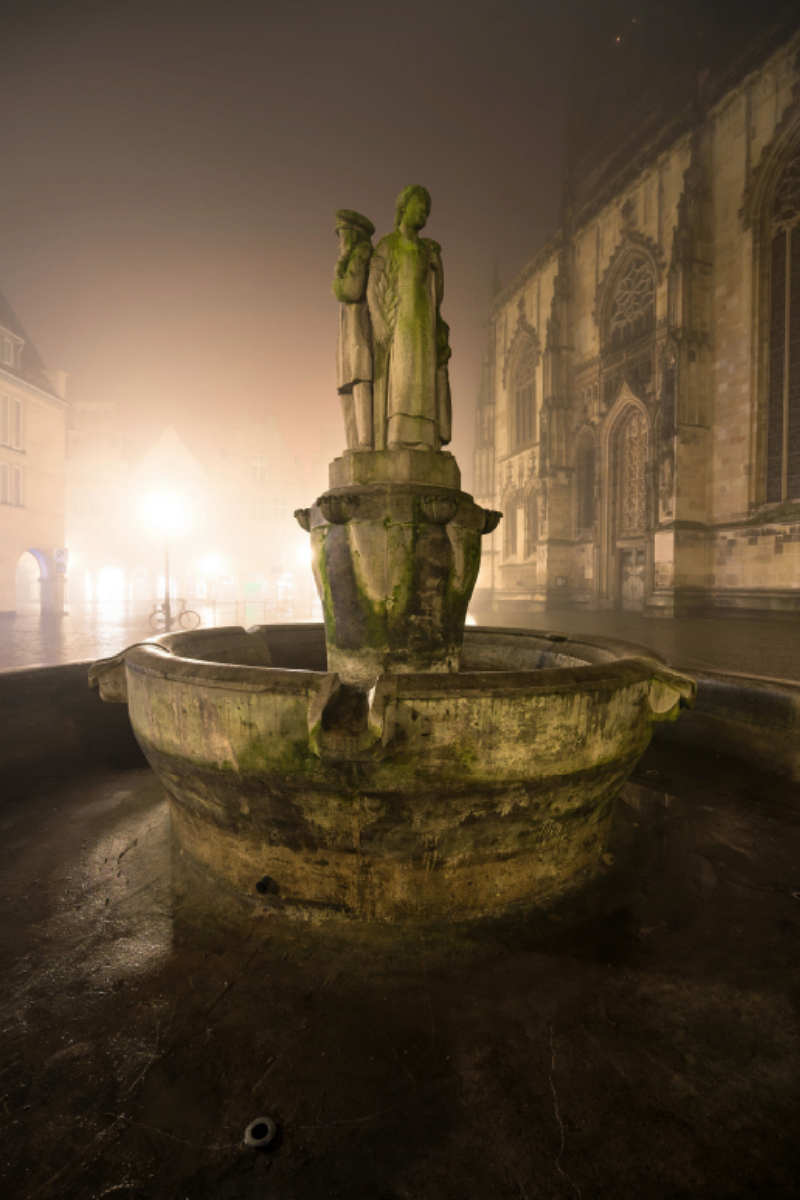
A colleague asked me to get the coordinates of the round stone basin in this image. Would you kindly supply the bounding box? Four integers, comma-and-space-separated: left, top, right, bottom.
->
90, 624, 695, 922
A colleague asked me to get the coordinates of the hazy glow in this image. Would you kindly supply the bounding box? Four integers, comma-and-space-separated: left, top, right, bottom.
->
97, 566, 125, 602
198, 554, 225, 575
139, 489, 192, 536
295, 542, 313, 566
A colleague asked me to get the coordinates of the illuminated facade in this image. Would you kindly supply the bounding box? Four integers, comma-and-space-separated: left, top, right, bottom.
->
0, 291, 67, 614
475, 20, 800, 617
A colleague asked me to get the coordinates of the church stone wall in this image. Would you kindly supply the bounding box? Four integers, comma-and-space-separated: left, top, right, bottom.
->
478, 26, 800, 618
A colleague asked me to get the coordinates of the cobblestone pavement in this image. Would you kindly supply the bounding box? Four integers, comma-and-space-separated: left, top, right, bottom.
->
1, 601, 799, 681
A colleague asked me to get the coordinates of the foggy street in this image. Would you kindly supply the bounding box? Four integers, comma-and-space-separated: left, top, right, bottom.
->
3, 605, 800, 681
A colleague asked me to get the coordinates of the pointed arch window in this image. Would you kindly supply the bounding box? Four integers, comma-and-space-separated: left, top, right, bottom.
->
512, 339, 537, 449
609, 256, 655, 350
577, 437, 596, 533
767, 146, 800, 503
524, 491, 538, 559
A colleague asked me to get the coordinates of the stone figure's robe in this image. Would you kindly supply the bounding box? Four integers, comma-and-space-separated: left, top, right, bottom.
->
368, 231, 451, 450
332, 241, 373, 392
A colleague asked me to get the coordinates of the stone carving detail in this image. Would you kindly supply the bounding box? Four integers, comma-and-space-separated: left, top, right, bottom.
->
294, 508, 312, 532
609, 258, 655, 350
318, 494, 360, 525
619, 411, 647, 536
482, 510, 503, 534
771, 145, 800, 229
420, 495, 459, 525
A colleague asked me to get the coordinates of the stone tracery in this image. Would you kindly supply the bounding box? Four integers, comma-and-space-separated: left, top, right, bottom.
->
609, 257, 655, 350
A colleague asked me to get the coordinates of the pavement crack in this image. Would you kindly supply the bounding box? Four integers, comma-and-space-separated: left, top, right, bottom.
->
116, 838, 138, 864
549, 1023, 582, 1200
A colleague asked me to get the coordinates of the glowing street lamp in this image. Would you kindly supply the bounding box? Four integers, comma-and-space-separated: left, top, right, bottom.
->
139, 488, 192, 631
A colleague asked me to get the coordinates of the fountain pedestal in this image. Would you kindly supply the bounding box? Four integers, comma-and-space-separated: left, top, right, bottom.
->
296, 449, 499, 688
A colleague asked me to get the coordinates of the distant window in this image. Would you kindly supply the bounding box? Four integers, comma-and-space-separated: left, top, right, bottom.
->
503, 497, 518, 559
512, 339, 537, 450
577, 438, 596, 532
252, 494, 268, 522
609, 256, 655, 350
2, 339, 12, 366
272, 496, 287, 521
0, 394, 7, 445
524, 492, 538, 559
767, 144, 800, 503
12, 398, 22, 449
12, 464, 23, 506
251, 454, 267, 485
0, 462, 8, 503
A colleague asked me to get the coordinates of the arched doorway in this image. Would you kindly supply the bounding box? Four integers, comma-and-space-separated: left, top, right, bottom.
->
15, 550, 44, 611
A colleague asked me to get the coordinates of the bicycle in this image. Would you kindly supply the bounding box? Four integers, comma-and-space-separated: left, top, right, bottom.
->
148, 598, 201, 632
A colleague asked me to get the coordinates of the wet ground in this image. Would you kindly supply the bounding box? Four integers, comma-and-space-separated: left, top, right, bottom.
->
2, 741, 799, 1199
3, 604, 800, 680
479, 608, 800, 681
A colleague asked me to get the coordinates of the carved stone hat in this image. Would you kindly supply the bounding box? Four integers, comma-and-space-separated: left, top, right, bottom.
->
335, 209, 375, 237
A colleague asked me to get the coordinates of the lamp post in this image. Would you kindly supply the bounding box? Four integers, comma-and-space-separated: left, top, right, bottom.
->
164, 532, 172, 631
140, 488, 192, 631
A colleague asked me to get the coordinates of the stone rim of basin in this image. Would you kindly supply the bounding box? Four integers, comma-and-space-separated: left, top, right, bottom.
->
89, 624, 696, 760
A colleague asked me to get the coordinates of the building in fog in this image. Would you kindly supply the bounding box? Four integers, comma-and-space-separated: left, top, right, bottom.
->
475, 10, 800, 617
0, 291, 67, 614
65, 410, 311, 616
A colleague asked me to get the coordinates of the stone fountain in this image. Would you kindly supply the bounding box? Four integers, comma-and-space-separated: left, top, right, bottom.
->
91, 187, 695, 921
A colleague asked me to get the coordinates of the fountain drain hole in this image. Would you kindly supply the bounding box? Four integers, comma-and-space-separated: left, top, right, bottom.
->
244, 1117, 277, 1149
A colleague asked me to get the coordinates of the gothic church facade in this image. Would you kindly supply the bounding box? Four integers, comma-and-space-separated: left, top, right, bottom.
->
474, 22, 800, 617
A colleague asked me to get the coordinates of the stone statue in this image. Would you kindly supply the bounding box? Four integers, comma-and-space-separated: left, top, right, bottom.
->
367, 185, 452, 452
332, 209, 375, 451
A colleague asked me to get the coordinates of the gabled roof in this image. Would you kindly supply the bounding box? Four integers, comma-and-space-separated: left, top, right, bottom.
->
0, 288, 59, 399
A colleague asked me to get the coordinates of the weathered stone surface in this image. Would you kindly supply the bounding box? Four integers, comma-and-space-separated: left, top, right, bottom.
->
328, 447, 461, 490
93, 625, 695, 922
367, 185, 451, 452
308, 483, 490, 686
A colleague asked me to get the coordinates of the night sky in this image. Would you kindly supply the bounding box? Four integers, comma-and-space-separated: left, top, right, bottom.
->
0, 0, 570, 475
2, 0, 791, 477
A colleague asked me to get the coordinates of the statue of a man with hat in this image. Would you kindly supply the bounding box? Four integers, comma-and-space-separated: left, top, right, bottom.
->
332, 209, 376, 451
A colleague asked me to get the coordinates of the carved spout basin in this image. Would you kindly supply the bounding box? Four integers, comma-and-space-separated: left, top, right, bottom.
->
90, 625, 694, 922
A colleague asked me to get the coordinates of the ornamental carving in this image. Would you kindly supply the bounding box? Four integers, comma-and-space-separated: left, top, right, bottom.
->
619, 411, 647, 536
594, 228, 664, 340
502, 297, 541, 389
609, 257, 655, 350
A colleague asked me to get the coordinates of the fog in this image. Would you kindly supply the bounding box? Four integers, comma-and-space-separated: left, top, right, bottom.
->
0, 0, 571, 468
0, 0, 797, 656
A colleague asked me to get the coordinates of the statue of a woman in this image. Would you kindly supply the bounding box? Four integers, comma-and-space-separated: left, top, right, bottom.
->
367, 185, 452, 451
